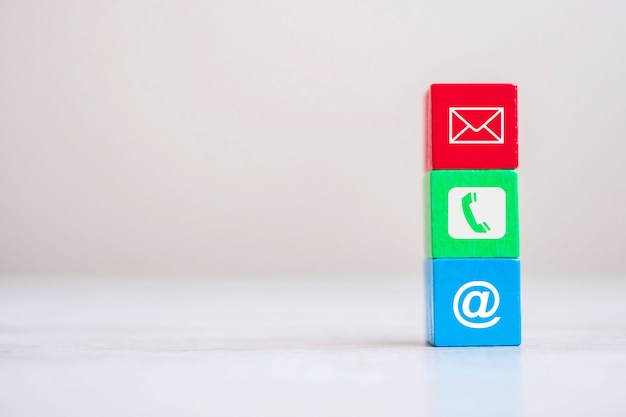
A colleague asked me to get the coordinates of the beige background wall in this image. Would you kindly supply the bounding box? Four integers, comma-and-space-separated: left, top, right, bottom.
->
1, 0, 624, 277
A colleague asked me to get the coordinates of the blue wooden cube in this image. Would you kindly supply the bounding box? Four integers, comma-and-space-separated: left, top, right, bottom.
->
425, 258, 521, 347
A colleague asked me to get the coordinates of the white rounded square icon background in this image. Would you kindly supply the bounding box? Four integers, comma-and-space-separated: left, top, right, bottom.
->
448, 187, 506, 239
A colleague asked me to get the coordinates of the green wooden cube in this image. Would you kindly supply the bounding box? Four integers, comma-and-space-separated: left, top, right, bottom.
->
425, 170, 519, 258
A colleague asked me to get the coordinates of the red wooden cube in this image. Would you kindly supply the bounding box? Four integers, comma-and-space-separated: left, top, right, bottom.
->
427, 84, 518, 170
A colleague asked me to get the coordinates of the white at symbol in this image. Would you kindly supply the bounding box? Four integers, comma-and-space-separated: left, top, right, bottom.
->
453, 281, 501, 329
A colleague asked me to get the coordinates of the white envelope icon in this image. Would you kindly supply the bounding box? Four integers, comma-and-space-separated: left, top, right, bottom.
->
449, 107, 504, 144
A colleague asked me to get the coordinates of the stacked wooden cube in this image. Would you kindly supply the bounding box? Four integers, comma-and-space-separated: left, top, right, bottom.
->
424, 84, 521, 347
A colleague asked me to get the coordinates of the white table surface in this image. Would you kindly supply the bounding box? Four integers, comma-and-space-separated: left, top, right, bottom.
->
1, 274, 625, 417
